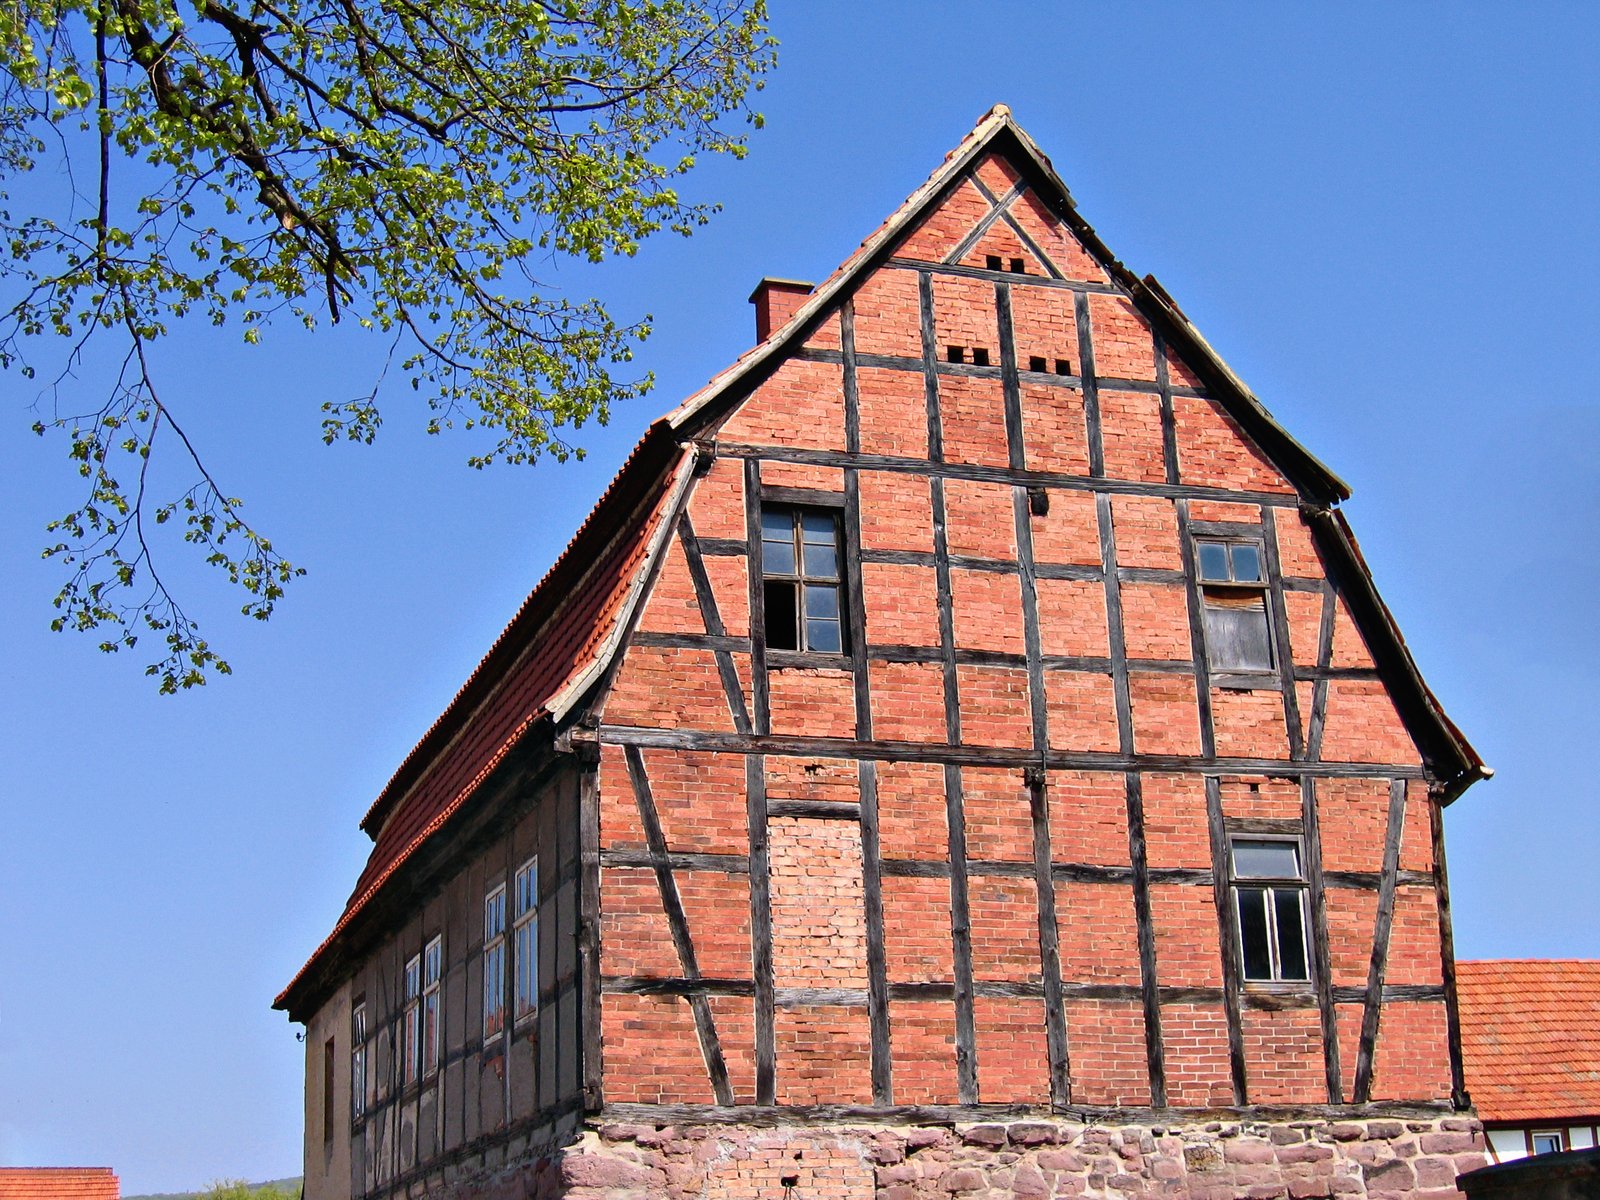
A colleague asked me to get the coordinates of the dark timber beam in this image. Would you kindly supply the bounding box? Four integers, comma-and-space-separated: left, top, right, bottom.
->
1302, 776, 1344, 1104
716, 439, 1302, 508
1352, 778, 1408, 1103
624, 746, 733, 1104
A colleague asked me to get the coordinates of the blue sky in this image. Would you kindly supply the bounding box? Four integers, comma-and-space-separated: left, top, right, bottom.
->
3, 4, 1597, 1191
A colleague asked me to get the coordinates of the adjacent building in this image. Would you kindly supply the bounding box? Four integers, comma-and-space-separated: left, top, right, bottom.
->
276, 106, 1492, 1200
1458, 960, 1600, 1163
0, 1169, 120, 1200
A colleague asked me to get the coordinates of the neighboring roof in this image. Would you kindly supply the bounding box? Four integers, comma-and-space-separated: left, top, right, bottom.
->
1458, 960, 1600, 1123
0, 1169, 119, 1200
276, 103, 1486, 1019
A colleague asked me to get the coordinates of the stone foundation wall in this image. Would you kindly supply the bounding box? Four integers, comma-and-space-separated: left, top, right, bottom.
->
515, 1115, 1487, 1200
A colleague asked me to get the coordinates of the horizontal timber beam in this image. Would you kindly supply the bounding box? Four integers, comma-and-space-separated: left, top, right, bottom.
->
598, 724, 1428, 780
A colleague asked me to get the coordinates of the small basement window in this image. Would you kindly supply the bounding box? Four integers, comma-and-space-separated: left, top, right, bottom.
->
1231, 838, 1310, 983
1531, 1131, 1565, 1156
761, 506, 846, 655
1196, 538, 1273, 675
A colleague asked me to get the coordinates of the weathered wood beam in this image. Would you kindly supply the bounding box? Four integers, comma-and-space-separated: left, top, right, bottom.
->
624, 746, 733, 1105
597, 724, 1428, 779
1353, 778, 1408, 1103
1205, 775, 1249, 1104
1302, 777, 1343, 1104
716, 439, 1301, 508
679, 512, 752, 736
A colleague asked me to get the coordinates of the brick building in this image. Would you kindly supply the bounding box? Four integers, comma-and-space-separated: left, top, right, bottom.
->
277, 106, 1493, 1200
0, 1169, 120, 1200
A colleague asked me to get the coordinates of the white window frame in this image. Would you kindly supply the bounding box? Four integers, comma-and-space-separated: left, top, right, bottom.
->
402, 953, 422, 1087
1531, 1130, 1565, 1156
1230, 836, 1311, 985
422, 935, 442, 1079
351, 1001, 367, 1121
483, 883, 507, 1042
513, 857, 539, 1026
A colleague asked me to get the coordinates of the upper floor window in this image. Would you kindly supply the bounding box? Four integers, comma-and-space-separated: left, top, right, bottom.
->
422, 935, 442, 1078
484, 884, 507, 1041
513, 858, 539, 1024
761, 505, 845, 654
402, 953, 422, 1086
1531, 1131, 1565, 1156
350, 1002, 367, 1120
1231, 838, 1309, 983
1196, 538, 1273, 675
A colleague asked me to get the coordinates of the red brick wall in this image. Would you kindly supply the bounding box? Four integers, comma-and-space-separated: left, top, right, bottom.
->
592, 146, 1454, 1113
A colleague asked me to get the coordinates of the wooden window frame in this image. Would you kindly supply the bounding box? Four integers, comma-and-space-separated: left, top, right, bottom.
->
1195, 535, 1278, 687
1229, 834, 1312, 987
402, 952, 422, 1088
421, 935, 442, 1080
483, 883, 507, 1043
513, 857, 539, 1027
758, 490, 849, 663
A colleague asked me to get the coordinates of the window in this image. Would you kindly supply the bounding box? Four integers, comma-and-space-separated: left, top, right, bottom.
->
513, 858, 539, 1024
1531, 1131, 1565, 1156
351, 1003, 367, 1120
402, 953, 421, 1086
1231, 838, 1309, 983
760, 506, 845, 654
484, 885, 507, 1041
422, 935, 442, 1078
322, 1037, 336, 1144
1196, 538, 1273, 674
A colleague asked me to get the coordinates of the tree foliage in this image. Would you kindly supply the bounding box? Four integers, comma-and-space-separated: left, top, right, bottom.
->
1, 0, 772, 690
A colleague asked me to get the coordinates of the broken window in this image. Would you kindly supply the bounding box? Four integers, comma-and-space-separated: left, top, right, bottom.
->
761, 505, 846, 655
1197, 538, 1274, 675
1231, 838, 1310, 983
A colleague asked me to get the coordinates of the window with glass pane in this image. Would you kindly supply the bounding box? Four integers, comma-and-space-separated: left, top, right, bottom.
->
1532, 1132, 1564, 1155
1230, 838, 1310, 983
422, 936, 442, 1077
1197, 538, 1273, 673
513, 858, 538, 1024
484, 885, 507, 1040
760, 506, 845, 653
402, 954, 421, 1085
351, 1003, 367, 1120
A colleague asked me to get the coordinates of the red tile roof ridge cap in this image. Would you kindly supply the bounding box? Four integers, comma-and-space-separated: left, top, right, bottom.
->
1459, 958, 1600, 966
358, 420, 677, 837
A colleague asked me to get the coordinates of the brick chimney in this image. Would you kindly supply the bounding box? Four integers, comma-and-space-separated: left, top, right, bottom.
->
749, 278, 814, 341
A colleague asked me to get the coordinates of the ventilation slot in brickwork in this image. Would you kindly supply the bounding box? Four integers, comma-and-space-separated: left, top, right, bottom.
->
1026, 356, 1074, 376
972, 347, 991, 367
947, 345, 965, 364
984, 254, 1029, 275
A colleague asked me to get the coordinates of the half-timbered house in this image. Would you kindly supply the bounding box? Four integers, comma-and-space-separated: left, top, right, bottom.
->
277, 106, 1493, 1200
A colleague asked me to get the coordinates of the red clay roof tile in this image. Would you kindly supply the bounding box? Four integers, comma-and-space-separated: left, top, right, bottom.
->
1458, 959, 1600, 1123
0, 1169, 119, 1200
